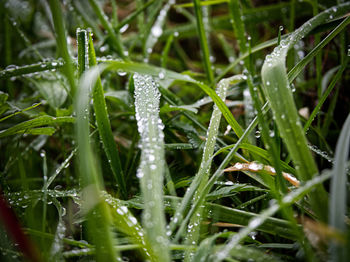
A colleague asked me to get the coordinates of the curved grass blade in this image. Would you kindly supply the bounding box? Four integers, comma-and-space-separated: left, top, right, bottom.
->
78, 60, 244, 138
261, 3, 350, 221
107, 61, 244, 137
86, 30, 127, 198
133, 73, 170, 262
329, 113, 350, 261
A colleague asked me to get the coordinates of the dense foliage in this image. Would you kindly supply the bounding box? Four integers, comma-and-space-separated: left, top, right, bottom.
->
0, 0, 349, 261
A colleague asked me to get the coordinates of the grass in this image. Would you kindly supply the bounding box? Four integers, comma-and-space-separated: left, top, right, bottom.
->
0, 0, 350, 261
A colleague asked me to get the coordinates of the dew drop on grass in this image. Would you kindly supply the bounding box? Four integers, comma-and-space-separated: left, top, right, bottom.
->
119, 24, 129, 33
255, 130, 261, 138
117, 70, 127, 76
151, 26, 163, 37
158, 70, 165, 79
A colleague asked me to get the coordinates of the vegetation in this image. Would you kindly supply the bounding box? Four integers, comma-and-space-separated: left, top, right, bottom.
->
0, 0, 349, 261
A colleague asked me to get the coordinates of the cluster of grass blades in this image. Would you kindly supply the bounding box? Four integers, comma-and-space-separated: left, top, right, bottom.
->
1, 0, 350, 261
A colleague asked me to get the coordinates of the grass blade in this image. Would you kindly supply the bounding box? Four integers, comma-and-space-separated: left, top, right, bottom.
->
48, 0, 76, 96
192, 0, 214, 83
133, 73, 170, 261
76, 61, 119, 262
86, 30, 127, 198
88, 0, 126, 59
184, 75, 245, 260
261, 3, 350, 221
329, 113, 350, 261
214, 170, 332, 261
0, 116, 73, 138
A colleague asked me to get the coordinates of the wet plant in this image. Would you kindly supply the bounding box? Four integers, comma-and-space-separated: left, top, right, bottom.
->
1, 0, 350, 261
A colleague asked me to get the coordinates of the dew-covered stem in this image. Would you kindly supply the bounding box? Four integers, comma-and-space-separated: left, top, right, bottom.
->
133, 73, 170, 262
86, 30, 127, 198
261, 2, 350, 222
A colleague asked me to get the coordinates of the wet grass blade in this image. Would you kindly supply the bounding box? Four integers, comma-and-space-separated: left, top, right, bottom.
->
144, 2, 172, 59
48, 0, 76, 96
171, 103, 268, 241
81, 61, 244, 138
85, 30, 127, 198
0, 116, 74, 138
184, 75, 245, 259
304, 56, 348, 133
261, 2, 350, 221
214, 170, 332, 261
88, 0, 126, 59
0, 60, 64, 80
287, 15, 350, 83
192, 0, 214, 83
76, 55, 119, 262
329, 113, 350, 261
133, 73, 170, 262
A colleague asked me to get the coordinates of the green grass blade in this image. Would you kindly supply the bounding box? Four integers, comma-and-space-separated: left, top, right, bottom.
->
184, 75, 245, 260
76, 63, 119, 262
48, 0, 76, 96
287, 16, 350, 83
103, 192, 155, 261
86, 30, 127, 198
0, 60, 64, 80
84, 61, 244, 138
192, 0, 214, 83
88, 0, 126, 59
214, 171, 332, 261
304, 56, 348, 133
329, 113, 350, 261
0, 116, 73, 138
144, 1, 172, 59
261, 3, 350, 221
133, 73, 170, 262
228, 0, 247, 55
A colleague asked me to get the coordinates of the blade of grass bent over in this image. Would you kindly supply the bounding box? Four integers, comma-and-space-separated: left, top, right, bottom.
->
133, 73, 170, 262
85, 60, 244, 138
261, 2, 350, 221
86, 30, 127, 198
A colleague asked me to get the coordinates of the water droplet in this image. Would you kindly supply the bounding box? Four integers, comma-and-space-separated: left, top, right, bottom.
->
119, 24, 129, 33
151, 26, 163, 37
158, 70, 165, 79
255, 130, 261, 138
